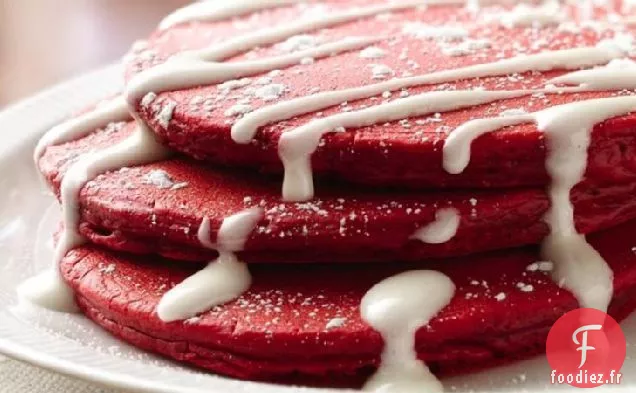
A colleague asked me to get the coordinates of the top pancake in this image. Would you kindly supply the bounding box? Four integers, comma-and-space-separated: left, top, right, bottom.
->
124, 1, 636, 190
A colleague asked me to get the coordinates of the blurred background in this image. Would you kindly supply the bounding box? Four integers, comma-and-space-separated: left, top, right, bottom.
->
0, 0, 190, 106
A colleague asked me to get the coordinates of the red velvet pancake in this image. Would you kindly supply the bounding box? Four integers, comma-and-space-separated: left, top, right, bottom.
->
39, 121, 636, 264
61, 218, 636, 384
125, 1, 636, 190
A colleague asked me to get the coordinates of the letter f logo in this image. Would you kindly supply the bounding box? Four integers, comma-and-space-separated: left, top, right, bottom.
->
572, 324, 603, 368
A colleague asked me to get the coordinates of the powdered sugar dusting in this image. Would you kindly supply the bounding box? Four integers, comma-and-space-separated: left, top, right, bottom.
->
253, 83, 287, 101
402, 22, 468, 41
360, 46, 387, 59
143, 169, 175, 189
278, 34, 321, 53
370, 64, 394, 79
156, 101, 176, 128
225, 104, 254, 117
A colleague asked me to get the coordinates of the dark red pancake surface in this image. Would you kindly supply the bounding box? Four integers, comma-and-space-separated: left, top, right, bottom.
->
61, 218, 636, 384
39, 121, 636, 263
125, 1, 636, 190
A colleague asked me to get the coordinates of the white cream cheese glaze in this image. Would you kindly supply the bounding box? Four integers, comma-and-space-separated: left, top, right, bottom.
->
129, 1, 443, 104
24, 0, 441, 314
157, 208, 263, 322
445, 96, 636, 311
411, 208, 461, 244
233, 44, 629, 146
361, 270, 455, 393
159, 0, 306, 31
278, 90, 530, 201
126, 37, 379, 105
19, 120, 171, 312
34, 96, 130, 162
235, 43, 631, 200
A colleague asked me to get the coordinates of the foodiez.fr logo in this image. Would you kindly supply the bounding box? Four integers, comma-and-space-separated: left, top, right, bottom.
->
547, 308, 626, 388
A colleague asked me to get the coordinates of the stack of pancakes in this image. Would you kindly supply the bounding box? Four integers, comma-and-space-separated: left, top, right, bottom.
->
30, 0, 636, 388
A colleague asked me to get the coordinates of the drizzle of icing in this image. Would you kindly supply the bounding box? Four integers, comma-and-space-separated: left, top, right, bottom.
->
445, 95, 636, 310
23, 0, 441, 313
19, 121, 171, 312
444, 60, 636, 174
126, 37, 379, 105
548, 58, 636, 90
157, 208, 263, 322
361, 270, 455, 393
278, 90, 530, 201
198, 2, 430, 62
212, 207, 263, 252
233, 44, 628, 146
253, 45, 631, 201
539, 100, 619, 312
159, 0, 305, 31
444, 115, 534, 175
16, 269, 78, 312
411, 208, 460, 244
129, 0, 439, 104
156, 252, 252, 323
34, 96, 129, 162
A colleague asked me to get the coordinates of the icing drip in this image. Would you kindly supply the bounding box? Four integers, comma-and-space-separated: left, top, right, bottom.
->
156, 253, 252, 323
16, 269, 77, 312
270, 47, 631, 200
233, 44, 628, 145
186, 1, 432, 62
548, 58, 636, 90
129, 1, 446, 106
23, 1, 395, 313
361, 270, 455, 393
445, 96, 636, 310
444, 60, 636, 174
159, 0, 305, 31
444, 115, 534, 175
19, 121, 171, 312
157, 208, 263, 322
278, 90, 529, 201
21, 0, 442, 313
539, 100, 621, 312
126, 37, 378, 104
411, 208, 460, 244
34, 96, 129, 162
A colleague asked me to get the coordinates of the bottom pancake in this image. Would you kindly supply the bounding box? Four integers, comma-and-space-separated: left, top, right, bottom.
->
60, 219, 636, 386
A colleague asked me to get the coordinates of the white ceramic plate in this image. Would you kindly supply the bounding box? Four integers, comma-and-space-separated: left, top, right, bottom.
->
0, 65, 634, 393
